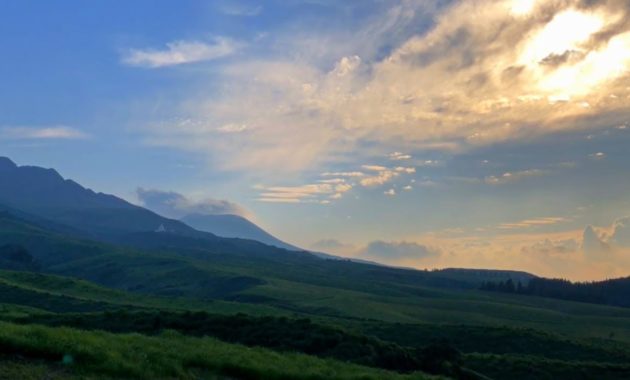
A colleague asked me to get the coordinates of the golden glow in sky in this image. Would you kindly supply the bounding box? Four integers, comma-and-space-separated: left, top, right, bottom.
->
511, 8, 630, 101
518, 10, 604, 66
510, 0, 537, 16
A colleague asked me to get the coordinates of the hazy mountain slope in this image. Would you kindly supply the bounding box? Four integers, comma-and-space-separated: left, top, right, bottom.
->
181, 213, 300, 251
0, 157, 201, 240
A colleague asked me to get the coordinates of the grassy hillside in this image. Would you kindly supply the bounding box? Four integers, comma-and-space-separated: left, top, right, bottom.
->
0, 270, 628, 379
1, 211, 630, 378
0, 321, 438, 380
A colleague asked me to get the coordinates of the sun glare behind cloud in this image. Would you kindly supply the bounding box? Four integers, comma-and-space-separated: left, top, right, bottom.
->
518, 9, 604, 66
509, 0, 538, 16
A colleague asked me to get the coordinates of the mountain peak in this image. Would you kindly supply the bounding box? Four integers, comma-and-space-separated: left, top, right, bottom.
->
0, 157, 17, 171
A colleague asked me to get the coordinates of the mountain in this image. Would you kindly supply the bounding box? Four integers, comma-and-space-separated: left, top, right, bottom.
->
0, 156, 540, 296
181, 213, 300, 251
0, 157, 207, 240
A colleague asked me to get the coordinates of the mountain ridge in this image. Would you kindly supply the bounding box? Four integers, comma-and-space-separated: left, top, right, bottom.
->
180, 213, 300, 251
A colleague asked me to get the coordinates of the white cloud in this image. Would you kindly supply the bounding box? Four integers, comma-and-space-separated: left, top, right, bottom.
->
258, 162, 415, 203
360, 170, 398, 187
588, 152, 606, 160
256, 182, 353, 204
394, 166, 416, 174
136, 188, 248, 218
362, 165, 388, 172
0, 126, 88, 140
122, 38, 241, 68
388, 152, 411, 160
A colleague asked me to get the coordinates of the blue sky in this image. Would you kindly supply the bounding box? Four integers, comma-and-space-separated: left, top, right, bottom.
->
2, 0, 630, 280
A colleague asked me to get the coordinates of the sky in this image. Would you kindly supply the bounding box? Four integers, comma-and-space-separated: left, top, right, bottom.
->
2, 0, 630, 280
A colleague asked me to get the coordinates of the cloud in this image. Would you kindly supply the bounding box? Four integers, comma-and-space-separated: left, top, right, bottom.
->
588, 152, 606, 160
122, 38, 241, 68
257, 162, 416, 203
611, 216, 630, 247
359, 241, 441, 262
0, 126, 88, 140
142, 0, 630, 175
362, 165, 388, 172
498, 216, 570, 230
136, 188, 247, 218
582, 225, 611, 259
389, 152, 411, 161
521, 238, 580, 256
321, 171, 365, 177
256, 181, 353, 204
358, 165, 415, 187
484, 169, 547, 185
360, 170, 398, 187
394, 166, 416, 174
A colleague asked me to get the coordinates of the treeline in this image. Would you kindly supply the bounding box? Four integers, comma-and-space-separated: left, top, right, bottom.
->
12, 310, 483, 379
480, 277, 630, 308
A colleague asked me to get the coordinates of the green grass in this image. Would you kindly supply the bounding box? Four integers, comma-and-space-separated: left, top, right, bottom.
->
0, 270, 288, 317
248, 277, 630, 342
465, 353, 630, 380
0, 321, 438, 380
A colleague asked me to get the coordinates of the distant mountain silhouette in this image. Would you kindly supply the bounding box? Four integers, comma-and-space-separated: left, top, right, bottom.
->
0, 157, 205, 240
181, 213, 300, 251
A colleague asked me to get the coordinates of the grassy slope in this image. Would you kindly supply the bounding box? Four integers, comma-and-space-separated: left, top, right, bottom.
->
1, 270, 629, 379
3, 213, 630, 378
0, 270, 284, 317
247, 277, 630, 342
0, 321, 437, 380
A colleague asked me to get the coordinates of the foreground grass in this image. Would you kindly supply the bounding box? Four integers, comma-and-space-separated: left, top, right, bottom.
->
465, 353, 630, 380
0, 321, 437, 380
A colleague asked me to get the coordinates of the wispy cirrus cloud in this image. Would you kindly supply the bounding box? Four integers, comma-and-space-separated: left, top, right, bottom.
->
122, 37, 242, 68
0, 126, 88, 140
498, 216, 571, 230
256, 163, 416, 204
256, 183, 348, 204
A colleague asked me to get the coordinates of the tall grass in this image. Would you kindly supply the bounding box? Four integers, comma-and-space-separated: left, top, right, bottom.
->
0, 321, 437, 380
